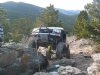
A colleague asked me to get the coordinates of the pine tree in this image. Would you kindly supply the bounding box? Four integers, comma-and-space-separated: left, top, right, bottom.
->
12, 18, 33, 42
74, 10, 89, 38
34, 4, 63, 27
84, 0, 100, 45
85, 0, 100, 19
0, 7, 7, 24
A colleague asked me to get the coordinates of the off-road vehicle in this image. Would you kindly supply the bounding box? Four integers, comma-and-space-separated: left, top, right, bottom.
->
28, 26, 70, 59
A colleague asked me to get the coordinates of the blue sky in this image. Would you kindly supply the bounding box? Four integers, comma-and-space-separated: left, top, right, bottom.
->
0, 0, 93, 10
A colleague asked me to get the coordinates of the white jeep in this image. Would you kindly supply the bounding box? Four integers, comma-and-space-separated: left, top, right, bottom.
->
28, 27, 70, 59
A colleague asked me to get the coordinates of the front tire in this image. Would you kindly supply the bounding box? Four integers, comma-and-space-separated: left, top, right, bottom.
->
56, 42, 66, 59
56, 42, 70, 59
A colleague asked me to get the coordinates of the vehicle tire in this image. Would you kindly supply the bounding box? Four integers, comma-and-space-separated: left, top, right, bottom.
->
56, 42, 66, 59
65, 45, 70, 59
46, 50, 51, 60
28, 37, 38, 49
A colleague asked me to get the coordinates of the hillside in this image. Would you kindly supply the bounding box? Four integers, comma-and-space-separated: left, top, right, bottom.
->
0, 1, 78, 31
56, 8, 80, 15
0, 1, 43, 21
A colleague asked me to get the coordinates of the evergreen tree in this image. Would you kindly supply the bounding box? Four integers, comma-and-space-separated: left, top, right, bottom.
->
12, 18, 33, 42
84, 0, 100, 45
0, 7, 7, 24
34, 4, 63, 27
34, 18, 43, 27
0, 7, 12, 42
85, 0, 100, 20
74, 10, 89, 38
2, 19, 12, 42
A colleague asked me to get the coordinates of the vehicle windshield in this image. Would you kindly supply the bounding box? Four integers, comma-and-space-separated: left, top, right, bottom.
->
33, 28, 62, 34
39, 29, 53, 33
33, 29, 53, 33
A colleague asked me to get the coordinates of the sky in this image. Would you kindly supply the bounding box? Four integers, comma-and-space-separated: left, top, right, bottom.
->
0, 0, 93, 10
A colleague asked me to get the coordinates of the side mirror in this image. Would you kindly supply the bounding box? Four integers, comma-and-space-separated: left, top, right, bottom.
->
65, 30, 68, 34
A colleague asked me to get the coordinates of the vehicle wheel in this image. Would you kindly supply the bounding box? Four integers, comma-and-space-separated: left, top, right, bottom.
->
65, 45, 70, 59
28, 37, 39, 49
56, 42, 66, 59
46, 50, 51, 60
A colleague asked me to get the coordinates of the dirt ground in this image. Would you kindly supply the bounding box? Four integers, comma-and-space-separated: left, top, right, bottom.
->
47, 36, 93, 71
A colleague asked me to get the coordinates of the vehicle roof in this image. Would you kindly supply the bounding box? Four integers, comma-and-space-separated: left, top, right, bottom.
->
33, 27, 64, 30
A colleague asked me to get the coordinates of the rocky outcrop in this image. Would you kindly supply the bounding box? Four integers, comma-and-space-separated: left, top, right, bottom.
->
34, 58, 87, 75
0, 43, 48, 75
34, 66, 87, 75
58, 66, 86, 75
87, 53, 100, 75
46, 58, 76, 72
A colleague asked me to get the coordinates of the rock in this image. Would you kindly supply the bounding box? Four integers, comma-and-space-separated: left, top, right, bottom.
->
84, 55, 91, 58
87, 62, 100, 75
1, 64, 26, 75
53, 58, 76, 67
0, 43, 48, 75
0, 50, 18, 67
58, 66, 87, 75
46, 65, 60, 72
46, 58, 76, 72
91, 53, 100, 63
79, 51, 84, 54
34, 72, 59, 75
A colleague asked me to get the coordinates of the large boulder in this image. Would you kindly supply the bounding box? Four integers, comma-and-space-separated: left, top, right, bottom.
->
58, 66, 87, 75
34, 72, 58, 75
91, 53, 100, 63
46, 58, 76, 72
87, 53, 100, 75
87, 63, 100, 75
34, 66, 87, 75
0, 43, 48, 75
53, 58, 76, 66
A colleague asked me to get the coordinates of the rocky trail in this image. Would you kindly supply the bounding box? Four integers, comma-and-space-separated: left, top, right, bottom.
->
37, 36, 93, 73
67, 36, 93, 71
0, 36, 100, 75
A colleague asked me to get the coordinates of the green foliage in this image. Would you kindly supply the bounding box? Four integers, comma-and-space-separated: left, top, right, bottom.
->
88, 20, 100, 45
0, 7, 12, 42
2, 19, 12, 42
12, 32, 23, 43
34, 4, 63, 27
0, 7, 7, 23
74, 10, 89, 38
12, 18, 33, 42
34, 18, 43, 27
85, 0, 100, 19
84, 0, 100, 46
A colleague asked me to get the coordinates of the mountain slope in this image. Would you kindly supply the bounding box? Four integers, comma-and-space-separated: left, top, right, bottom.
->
0, 1, 78, 31
56, 8, 80, 15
